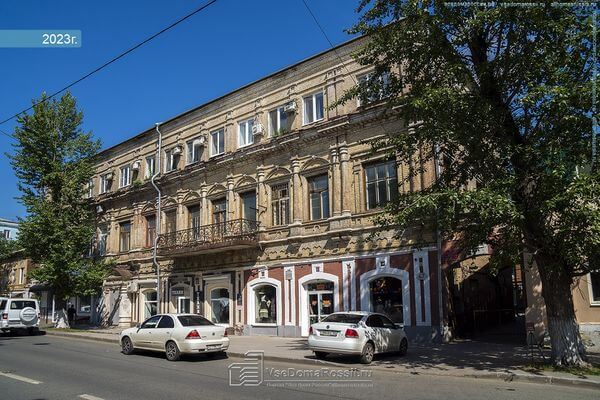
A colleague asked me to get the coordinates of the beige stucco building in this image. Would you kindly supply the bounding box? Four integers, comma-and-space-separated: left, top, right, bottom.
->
90, 37, 444, 340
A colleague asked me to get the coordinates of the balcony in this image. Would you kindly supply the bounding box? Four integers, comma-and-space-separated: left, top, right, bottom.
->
157, 218, 260, 257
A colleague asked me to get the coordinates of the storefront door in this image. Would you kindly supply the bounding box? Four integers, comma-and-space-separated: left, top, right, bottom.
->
307, 281, 334, 325
204, 277, 232, 326
177, 297, 191, 314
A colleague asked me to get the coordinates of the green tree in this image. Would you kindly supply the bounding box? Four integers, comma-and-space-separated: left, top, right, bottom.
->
342, 1, 598, 366
9, 92, 109, 327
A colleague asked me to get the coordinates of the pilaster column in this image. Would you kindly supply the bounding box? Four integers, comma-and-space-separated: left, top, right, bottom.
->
291, 158, 303, 225
330, 146, 342, 217
256, 167, 267, 231
200, 184, 209, 226
226, 175, 236, 220
339, 142, 352, 216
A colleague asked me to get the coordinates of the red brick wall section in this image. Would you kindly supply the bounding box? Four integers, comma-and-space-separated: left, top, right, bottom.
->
323, 261, 343, 311
391, 254, 416, 326
428, 250, 440, 326
355, 257, 376, 310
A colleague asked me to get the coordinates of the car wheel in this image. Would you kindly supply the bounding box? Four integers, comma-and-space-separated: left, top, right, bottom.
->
27, 327, 38, 336
121, 337, 135, 355
360, 342, 375, 364
165, 341, 181, 361
398, 338, 408, 356
314, 351, 328, 360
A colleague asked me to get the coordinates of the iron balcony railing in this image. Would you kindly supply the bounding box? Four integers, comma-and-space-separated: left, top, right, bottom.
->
157, 218, 260, 251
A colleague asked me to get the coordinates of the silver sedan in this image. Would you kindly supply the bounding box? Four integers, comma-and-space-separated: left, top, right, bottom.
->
308, 311, 408, 364
120, 314, 229, 361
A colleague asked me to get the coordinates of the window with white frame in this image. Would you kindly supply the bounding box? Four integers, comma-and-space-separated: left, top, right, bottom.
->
87, 178, 94, 198
119, 221, 131, 252
238, 119, 254, 147
145, 155, 155, 179
365, 160, 398, 210
268, 106, 292, 136
210, 128, 225, 156
100, 173, 112, 194
308, 174, 330, 220
271, 183, 290, 226
254, 284, 277, 324
590, 271, 600, 304
119, 165, 131, 188
303, 92, 324, 125
186, 137, 204, 164
357, 71, 391, 106
165, 148, 180, 172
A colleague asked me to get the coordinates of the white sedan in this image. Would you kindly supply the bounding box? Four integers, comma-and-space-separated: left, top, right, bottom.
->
308, 311, 408, 364
120, 314, 229, 361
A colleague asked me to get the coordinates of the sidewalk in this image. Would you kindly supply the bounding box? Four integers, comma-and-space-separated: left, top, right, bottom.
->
43, 328, 600, 390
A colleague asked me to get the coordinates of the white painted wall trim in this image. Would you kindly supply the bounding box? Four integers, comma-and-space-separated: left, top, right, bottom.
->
341, 258, 356, 312
359, 267, 411, 327
298, 272, 340, 336
283, 266, 296, 325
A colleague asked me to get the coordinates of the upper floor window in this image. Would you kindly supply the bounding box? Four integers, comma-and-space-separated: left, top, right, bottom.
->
145, 215, 156, 248
100, 173, 112, 194
303, 92, 324, 125
3, 229, 10, 239
590, 271, 600, 304
268, 105, 293, 136
212, 198, 226, 224
87, 178, 94, 198
119, 165, 131, 188
96, 226, 107, 256
357, 71, 391, 106
145, 155, 155, 179
119, 221, 131, 252
210, 128, 225, 156
271, 183, 290, 226
238, 119, 254, 148
365, 160, 398, 210
308, 174, 330, 220
165, 147, 181, 172
186, 137, 204, 165
165, 210, 177, 234
188, 205, 201, 229
240, 191, 257, 222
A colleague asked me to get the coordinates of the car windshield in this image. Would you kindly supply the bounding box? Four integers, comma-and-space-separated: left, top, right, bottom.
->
322, 314, 363, 324
177, 315, 214, 327
10, 300, 36, 310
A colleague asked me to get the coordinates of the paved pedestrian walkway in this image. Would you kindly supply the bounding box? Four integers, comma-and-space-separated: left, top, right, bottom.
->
41, 327, 600, 390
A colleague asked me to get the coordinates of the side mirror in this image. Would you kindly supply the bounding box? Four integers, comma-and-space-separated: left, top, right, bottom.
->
394, 323, 404, 330
135, 323, 141, 328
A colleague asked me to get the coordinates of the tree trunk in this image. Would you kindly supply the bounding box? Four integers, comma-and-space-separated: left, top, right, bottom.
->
53, 299, 70, 329
535, 255, 589, 367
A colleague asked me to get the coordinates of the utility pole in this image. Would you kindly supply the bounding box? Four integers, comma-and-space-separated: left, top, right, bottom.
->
151, 123, 162, 314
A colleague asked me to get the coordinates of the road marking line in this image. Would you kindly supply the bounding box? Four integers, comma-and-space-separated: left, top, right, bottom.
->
0, 371, 41, 384
79, 395, 106, 400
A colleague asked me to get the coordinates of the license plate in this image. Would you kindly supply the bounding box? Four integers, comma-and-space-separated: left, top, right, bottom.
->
206, 344, 222, 349
319, 330, 338, 337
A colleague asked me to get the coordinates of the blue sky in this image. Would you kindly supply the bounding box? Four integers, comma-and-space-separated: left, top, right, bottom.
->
0, 0, 362, 221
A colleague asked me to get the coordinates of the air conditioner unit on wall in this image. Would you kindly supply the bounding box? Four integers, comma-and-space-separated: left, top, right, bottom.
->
283, 101, 297, 113
252, 123, 264, 135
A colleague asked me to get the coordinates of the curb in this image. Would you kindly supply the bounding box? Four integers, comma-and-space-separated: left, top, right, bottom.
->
44, 331, 600, 390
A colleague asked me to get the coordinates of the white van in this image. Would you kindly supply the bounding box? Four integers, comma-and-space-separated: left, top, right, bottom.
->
0, 297, 40, 335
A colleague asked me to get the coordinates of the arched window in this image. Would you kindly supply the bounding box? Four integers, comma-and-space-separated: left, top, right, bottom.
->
144, 290, 158, 320
369, 277, 403, 323
254, 285, 277, 324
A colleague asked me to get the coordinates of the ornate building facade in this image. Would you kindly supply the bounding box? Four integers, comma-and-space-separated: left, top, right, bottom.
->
91, 37, 443, 340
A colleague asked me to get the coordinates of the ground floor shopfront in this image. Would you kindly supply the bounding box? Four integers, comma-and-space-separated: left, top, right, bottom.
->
103, 247, 443, 341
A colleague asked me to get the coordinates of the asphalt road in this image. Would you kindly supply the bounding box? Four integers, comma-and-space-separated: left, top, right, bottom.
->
0, 333, 597, 400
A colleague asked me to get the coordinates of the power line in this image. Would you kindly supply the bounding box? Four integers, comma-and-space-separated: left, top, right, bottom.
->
0, 0, 219, 134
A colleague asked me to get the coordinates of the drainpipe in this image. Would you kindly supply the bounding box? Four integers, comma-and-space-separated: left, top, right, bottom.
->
151, 123, 163, 314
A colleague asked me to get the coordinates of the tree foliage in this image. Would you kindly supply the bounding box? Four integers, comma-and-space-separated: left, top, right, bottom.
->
9, 92, 109, 302
343, 0, 598, 366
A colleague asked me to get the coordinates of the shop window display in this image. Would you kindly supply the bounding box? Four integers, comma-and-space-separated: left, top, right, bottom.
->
255, 285, 277, 324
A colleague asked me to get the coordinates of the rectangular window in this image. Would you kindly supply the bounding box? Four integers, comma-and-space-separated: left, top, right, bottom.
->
240, 191, 257, 222
590, 271, 600, 304
165, 148, 181, 172
97, 226, 107, 256
119, 222, 131, 252
18, 268, 24, 284
145, 215, 156, 248
268, 106, 292, 136
3, 230, 10, 239
119, 165, 131, 188
145, 155, 155, 179
79, 296, 91, 314
238, 119, 255, 147
210, 128, 225, 156
365, 160, 398, 210
165, 210, 177, 234
87, 178, 94, 198
271, 183, 290, 226
186, 137, 203, 164
357, 71, 391, 106
100, 174, 112, 194
308, 174, 330, 220
303, 92, 324, 125
212, 198, 226, 224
